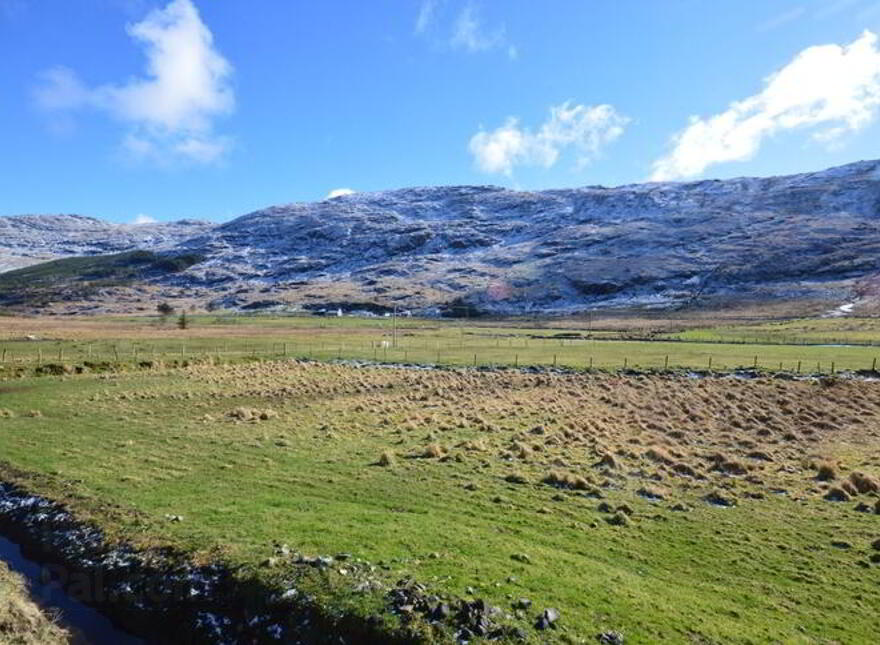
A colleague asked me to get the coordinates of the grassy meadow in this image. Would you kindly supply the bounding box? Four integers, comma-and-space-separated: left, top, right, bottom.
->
3, 313, 880, 373
1, 346, 880, 641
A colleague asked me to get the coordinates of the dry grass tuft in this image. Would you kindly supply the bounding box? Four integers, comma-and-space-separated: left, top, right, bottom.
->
542, 471, 591, 490
422, 443, 446, 458
0, 563, 69, 645
848, 471, 880, 494
377, 451, 395, 467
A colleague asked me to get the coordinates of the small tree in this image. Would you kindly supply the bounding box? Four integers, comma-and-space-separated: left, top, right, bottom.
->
157, 301, 174, 324
177, 311, 189, 330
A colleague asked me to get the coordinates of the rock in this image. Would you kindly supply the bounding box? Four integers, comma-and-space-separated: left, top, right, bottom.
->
512, 598, 532, 610
597, 502, 614, 513
534, 608, 560, 630
670, 503, 690, 512
854, 502, 872, 513
511, 553, 531, 564
431, 603, 451, 621
597, 631, 625, 644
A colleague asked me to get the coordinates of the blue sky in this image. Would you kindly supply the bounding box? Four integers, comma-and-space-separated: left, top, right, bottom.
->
1, 0, 880, 222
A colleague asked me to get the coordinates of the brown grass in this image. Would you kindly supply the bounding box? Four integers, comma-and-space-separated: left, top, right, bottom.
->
0, 563, 69, 645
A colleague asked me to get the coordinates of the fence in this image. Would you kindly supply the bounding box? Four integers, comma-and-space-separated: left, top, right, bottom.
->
1, 334, 879, 375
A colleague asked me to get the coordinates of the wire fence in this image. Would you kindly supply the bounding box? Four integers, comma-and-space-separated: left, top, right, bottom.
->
2, 334, 879, 375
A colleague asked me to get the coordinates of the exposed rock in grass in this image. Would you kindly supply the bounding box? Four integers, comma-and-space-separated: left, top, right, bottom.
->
534, 607, 559, 630
511, 553, 531, 563
597, 631, 625, 644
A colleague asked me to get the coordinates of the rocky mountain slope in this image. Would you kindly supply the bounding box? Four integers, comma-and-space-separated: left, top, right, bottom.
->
2, 159, 879, 314
0, 215, 211, 273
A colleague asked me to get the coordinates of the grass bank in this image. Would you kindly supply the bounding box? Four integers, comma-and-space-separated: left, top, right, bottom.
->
0, 562, 69, 645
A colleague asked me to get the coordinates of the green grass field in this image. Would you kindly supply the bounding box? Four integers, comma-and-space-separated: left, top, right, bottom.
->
3, 314, 880, 374
1, 353, 879, 642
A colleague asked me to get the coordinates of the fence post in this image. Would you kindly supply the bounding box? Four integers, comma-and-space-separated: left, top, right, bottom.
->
623, 357, 627, 369
553, 354, 557, 367
514, 354, 518, 368
708, 356, 712, 370
38, 348, 42, 363
873, 357, 877, 372
831, 361, 835, 374
797, 360, 801, 374
473, 353, 477, 366
589, 356, 593, 370
664, 355, 668, 369
753, 355, 758, 369
1, 348, 5, 362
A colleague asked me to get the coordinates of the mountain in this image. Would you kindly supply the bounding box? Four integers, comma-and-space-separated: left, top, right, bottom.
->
0, 215, 212, 273
1, 160, 880, 315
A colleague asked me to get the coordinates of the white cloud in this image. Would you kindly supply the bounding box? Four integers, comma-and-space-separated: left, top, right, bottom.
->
651, 30, 880, 181
325, 188, 356, 199
133, 214, 158, 225
35, 0, 234, 164
450, 4, 504, 53
469, 102, 629, 176
415, 0, 439, 34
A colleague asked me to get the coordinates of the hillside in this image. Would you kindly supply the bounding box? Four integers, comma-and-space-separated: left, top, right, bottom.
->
1, 159, 879, 314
